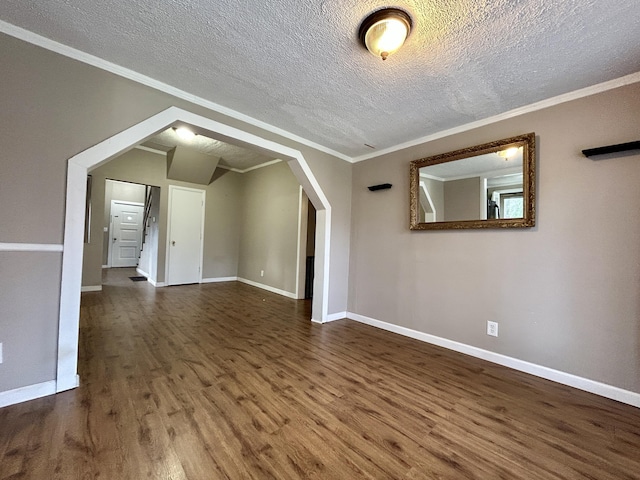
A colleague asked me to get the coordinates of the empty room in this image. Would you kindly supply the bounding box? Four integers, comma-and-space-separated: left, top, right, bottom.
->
1, 1, 640, 478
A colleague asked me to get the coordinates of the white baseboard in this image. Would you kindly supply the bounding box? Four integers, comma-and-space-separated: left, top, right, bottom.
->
0, 373, 81, 408
347, 312, 640, 409
102, 264, 109, 269
81, 285, 102, 292
148, 278, 166, 287
325, 311, 347, 322
56, 374, 80, 393
311, 312, 346, 324
237, 277, 297, 299
202, 276, 238, 283
0, 380, 57, 408
136, 267, 150, 278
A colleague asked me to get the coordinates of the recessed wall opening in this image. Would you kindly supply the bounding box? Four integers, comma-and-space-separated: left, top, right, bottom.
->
304, 199, 317, 299
58, 107, 332, 393
84, 141, 317, 299
103, 180, 150, 267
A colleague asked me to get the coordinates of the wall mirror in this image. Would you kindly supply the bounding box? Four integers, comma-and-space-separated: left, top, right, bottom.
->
410, 133, 536, 230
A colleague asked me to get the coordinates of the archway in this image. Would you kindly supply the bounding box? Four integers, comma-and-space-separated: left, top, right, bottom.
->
56, 106, 331, 392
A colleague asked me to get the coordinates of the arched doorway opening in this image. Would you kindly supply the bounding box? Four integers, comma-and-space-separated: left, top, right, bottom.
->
56, 106, 331, 392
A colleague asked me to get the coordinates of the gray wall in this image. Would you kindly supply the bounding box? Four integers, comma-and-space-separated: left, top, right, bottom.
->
238, 161, 301, 294
0, 32, 351, 393
349, 82, 640, 394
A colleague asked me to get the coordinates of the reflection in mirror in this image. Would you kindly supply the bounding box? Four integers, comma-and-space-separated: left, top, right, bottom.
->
410, 133, 535, 230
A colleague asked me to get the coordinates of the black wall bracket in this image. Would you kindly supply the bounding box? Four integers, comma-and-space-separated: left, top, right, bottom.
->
368, 183, 392, 191
582, 140, 640, 158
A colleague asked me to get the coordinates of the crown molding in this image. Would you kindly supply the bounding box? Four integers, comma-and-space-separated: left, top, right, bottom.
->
0, 243, 63, 252
134, 145, 167, 155
352, 71, 640, 163
217, 158, 282, 174
0, 20, 352, 163
2, 20, 639, 166
133, 145, 281, 173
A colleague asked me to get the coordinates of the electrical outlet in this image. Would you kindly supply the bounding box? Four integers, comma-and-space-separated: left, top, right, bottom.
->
260, 270, 264, 277
487, 321, 499, 337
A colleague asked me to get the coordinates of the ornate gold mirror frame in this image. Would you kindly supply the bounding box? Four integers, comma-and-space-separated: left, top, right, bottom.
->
410, 133, 536, 230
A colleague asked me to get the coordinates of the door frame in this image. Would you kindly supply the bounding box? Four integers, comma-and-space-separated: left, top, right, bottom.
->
57, 106, 332, 393
166, 185, 205, 286
108, 200, 144, 268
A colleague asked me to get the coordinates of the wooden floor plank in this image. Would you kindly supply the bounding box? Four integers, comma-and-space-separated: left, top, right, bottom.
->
1, 267, 640, 479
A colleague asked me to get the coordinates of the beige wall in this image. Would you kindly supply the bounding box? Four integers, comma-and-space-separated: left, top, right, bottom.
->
102, 180, 147, 266
443, 177, 481, 221
8, 24, 638, 402
422, 177, 444, 222
138, 186, 161, 280
202, 170, 243, 280
299, 149, 352, 313
0, 33, 351, 393
349, 82, 640, 394
238, 161, 301, 294
86, 155, 303, 292
0, 253, 61, 390
83, 149, 243, 287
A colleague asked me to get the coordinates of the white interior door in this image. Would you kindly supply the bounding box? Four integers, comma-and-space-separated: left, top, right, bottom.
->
110, 201, 144, 267
167, 186, 205, 285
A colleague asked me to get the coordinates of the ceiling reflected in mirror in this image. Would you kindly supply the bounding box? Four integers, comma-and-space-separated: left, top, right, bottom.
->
410, 133, 536, 230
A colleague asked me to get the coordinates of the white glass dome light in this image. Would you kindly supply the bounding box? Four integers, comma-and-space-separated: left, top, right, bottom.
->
359, 9, 412, 61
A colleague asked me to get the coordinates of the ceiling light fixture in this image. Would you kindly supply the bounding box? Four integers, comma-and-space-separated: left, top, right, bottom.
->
174, 127, 196, 140
498, 146, 521, 159
359, 8, 412, 61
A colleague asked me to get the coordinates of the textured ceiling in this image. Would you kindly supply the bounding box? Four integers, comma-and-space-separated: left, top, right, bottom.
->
1, 0, 639, 159
421, 151, 522, 179
143, 128, 277, 171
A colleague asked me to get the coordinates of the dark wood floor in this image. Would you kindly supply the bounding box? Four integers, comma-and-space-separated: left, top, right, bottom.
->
1, 268, 640, 479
